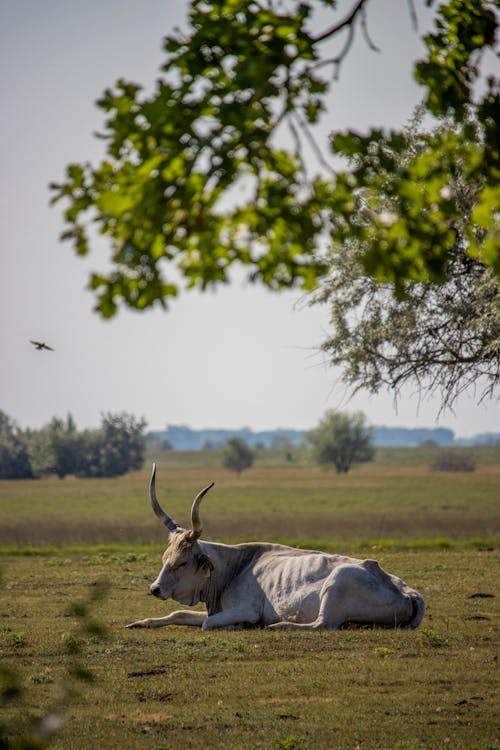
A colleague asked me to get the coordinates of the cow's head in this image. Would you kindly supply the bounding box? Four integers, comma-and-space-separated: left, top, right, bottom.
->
148, 464, 214, 606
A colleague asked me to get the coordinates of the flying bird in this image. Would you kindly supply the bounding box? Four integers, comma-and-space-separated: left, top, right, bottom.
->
30, 340, 54, 351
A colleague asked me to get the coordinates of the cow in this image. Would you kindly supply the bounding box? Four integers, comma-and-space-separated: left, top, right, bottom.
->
126, 465, 425, 631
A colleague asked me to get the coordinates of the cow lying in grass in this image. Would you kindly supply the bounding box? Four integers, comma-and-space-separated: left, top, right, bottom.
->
127, 465, 425, 631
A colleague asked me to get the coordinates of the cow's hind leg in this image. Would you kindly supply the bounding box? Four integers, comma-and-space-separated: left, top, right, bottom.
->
268, 566, 360, 630
267, 619, 334, 631
267, 589, 344, 631
268, 563, 397, 631
126, 610, 207, 629
267, 594, 343, 631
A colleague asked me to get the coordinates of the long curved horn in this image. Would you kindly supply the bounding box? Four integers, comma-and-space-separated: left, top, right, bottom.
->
149, 464, 179, 533
190, 481, 215, 540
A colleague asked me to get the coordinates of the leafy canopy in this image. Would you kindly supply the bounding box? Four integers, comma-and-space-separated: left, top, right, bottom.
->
313, 113, 500, 410
50, 0, 499, 316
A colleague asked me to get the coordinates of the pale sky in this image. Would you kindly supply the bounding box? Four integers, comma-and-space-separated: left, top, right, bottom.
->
1, 0, 498, 439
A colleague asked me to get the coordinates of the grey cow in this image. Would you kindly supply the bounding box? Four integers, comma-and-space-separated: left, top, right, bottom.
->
127, 465, 425, 631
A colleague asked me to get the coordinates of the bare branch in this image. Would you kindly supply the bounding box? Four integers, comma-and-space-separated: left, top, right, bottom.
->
332, 22, 356, 80
360, 6, 380, 53
313, 0, 370, 44
287, 115, 308, 179
311, 1, 378, 79
307, 21, 355, 80
293, 111, 337, 176
407, 0, 418, 31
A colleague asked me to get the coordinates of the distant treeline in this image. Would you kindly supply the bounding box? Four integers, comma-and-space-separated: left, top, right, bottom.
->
148, 424, 500, 451
0, 410, 146, 479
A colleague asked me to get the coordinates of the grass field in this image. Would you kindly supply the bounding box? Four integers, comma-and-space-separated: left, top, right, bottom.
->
1, 450, 499, 749
0, 448, 499, 550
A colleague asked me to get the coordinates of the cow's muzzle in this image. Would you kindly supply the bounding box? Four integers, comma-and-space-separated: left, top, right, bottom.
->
150, 583, 162, 598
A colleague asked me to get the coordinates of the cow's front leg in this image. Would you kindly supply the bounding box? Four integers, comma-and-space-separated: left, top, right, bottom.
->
202, 607, 259, 631
126, 610, 207, 628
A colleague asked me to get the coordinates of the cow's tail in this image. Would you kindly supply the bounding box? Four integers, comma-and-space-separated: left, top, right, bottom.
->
404, 590, 426, 629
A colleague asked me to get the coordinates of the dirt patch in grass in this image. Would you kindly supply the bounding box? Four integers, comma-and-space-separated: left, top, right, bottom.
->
103, 710, 174, 723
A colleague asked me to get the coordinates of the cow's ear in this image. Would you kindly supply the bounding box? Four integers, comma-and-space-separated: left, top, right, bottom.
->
196, 553, 214, 576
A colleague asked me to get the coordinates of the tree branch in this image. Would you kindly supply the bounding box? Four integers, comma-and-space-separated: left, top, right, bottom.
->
406, 0, 418, 31
287, 115, 308, 179
313, 0, 370, 44
293, 111, 337, 176
360, 5, 380, 53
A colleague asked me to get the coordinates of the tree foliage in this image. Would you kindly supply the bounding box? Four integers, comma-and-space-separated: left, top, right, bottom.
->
222, 436, 254, 473
0, 411, 147, 479
306, 410, 374, 473
29, 414, 79, 479
50, 0, 499, 317
77, 412, 147, 478
0, 411, 32, 479
0, 579, 109, 749
313, 114, 500, 409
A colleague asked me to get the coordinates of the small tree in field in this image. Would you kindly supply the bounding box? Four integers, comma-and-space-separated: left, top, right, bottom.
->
307, 411, 374, 474
222, 437, 254, 474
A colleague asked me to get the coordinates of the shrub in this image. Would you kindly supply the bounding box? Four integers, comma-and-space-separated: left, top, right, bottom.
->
222, 437, 254, 473
431, 450, 476, 472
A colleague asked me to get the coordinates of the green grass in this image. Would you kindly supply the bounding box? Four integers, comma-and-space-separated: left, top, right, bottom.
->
1, 549, 498, 749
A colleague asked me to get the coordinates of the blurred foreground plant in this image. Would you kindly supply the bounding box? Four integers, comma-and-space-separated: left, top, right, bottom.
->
0, 576, 109, 749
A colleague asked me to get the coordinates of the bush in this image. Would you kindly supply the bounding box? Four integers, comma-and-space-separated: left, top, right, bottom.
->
222, 437, 254, 473
431, 450, 476, 472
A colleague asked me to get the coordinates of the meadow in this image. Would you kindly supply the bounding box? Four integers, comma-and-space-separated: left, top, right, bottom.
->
1, 447, 499, 550
1, 448, 499, 749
